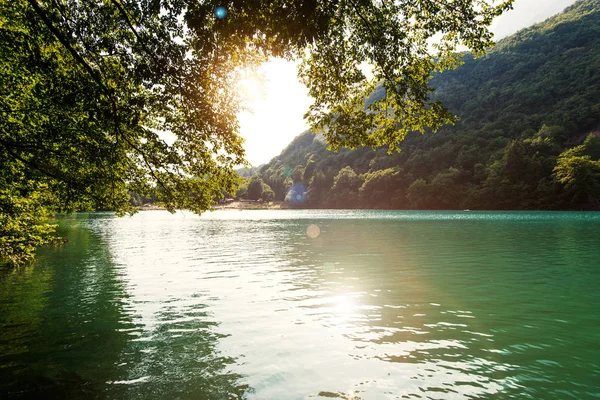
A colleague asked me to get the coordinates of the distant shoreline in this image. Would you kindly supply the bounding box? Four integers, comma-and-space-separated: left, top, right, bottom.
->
135, 204, 600, 212
212, 200, 286, 210
133, 201, 286, 212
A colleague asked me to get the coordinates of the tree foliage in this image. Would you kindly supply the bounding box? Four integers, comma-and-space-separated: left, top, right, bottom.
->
360, 167, 408, 208
329, 166, 363, 207
554, 135, 600, 205
0, 182, 60, 265
300, 0, 513, 151
245, 175, 275, 201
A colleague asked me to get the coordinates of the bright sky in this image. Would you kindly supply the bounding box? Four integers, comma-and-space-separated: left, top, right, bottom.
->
236, 59, 313, 167
238, 0, 579, 166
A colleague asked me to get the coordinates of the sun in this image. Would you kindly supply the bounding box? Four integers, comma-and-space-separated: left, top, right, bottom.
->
236, 58, 313, 166
237, 69, 266, 105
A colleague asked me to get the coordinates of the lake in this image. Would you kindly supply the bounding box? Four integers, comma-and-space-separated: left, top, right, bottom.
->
1, 210, 599, 399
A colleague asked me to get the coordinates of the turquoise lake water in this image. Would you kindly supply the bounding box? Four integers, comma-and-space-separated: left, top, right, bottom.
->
1, 210, 599, 399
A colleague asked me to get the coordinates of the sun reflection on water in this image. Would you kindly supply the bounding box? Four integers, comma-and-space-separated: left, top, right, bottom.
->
331, 295, 355, 320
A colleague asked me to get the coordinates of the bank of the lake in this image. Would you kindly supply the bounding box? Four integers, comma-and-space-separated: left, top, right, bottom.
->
213, 200, 286, 210
1, 210, 599, 399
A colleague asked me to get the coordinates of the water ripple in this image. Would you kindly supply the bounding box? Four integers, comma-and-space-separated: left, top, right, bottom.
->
1, 210, 599, 399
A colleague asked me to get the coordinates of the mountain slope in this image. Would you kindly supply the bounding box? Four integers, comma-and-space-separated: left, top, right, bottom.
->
258, 0, 600, 210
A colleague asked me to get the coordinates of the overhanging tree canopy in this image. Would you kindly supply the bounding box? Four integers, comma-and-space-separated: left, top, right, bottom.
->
0, 0, 513, 265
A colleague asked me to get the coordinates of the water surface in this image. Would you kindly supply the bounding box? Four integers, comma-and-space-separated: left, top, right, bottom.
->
1, 210, 599, 399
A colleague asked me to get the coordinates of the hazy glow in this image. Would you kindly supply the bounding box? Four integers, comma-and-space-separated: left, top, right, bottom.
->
237, 0, 578, 166
237, 59, 313, 166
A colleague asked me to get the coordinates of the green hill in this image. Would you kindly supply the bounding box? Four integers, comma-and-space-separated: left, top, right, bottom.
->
255, 0, 600, 210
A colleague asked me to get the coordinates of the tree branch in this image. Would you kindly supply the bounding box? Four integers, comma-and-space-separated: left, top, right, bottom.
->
27, 0, 109, 95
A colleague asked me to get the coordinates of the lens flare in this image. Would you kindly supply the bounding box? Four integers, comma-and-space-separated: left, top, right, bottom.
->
287, 183, 306, 205
306, 224, 320, 238
215, 6, 227, 19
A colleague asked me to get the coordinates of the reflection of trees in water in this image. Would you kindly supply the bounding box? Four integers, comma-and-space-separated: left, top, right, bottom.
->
0, 214, 245, 399
0, 262, 54, 395
0, 215, 134, 398
113, 305, 247, 400
89, 214, 248, 399
0, 217, 114, 396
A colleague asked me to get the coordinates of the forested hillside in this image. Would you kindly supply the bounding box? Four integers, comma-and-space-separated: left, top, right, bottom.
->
246, 0, 600, 210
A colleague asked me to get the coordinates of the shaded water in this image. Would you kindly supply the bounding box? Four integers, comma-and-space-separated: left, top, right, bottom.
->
1, 210, 599, 399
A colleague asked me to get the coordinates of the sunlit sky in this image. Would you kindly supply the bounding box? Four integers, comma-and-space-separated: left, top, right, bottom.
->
238, 0, 579, 166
